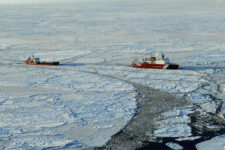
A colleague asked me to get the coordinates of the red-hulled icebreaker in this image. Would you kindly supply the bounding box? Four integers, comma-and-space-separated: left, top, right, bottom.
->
131, 54, 178, 69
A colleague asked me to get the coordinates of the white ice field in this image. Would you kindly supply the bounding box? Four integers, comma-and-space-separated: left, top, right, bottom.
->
0, 0, 225, 149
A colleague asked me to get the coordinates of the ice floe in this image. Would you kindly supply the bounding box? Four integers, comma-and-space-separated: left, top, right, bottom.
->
166, 142, 183, 150
196, 134, 225, 150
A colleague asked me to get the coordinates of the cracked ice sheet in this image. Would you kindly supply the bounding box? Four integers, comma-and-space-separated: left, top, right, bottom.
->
154, 124, 192, 138
196, 134, 225, 150
214, 69, 225, 121
0, 66, 136, 149
0, 1, 224, 148
186, 93, 212, 104
152, 107, 193, 138
90, 65, 202, 138
94, 65, 201, 94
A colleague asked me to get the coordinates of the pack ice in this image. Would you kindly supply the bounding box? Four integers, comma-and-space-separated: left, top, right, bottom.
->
0, 0, 225, 149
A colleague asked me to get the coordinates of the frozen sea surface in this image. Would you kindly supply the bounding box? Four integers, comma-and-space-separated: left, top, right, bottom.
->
196, 134, 225, 150
0, 0, 225, 149
0, 67, 137, 149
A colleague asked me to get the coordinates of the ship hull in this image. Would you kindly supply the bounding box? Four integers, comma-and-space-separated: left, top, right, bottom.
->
25, 61, 59, 66
131, 63, 178, 69
166, 64, 179, 69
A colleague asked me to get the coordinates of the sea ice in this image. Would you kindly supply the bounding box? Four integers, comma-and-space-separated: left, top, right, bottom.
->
196, 134, 225, 150
166, 142, 183, 150
154, 124, 192, 138
0, 0, 225, 149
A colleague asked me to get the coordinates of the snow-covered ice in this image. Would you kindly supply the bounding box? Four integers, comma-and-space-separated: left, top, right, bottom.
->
154, 123, 192, 138
196, 134, 225, 150
0, 66, 136, 149
153, 107, 192, 138
176, 136, 201, 141
166, 142, 183, 150
0, 0, 225, 149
